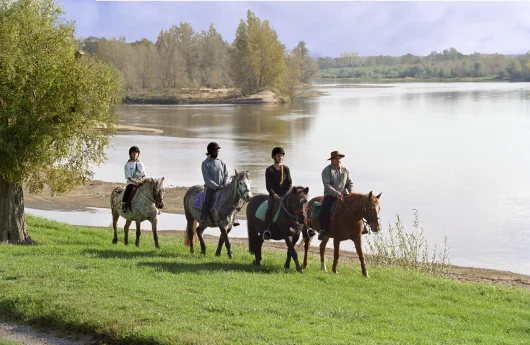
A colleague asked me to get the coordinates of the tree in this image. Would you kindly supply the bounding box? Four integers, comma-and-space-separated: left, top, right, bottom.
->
0, 0, 121, 243
230, 10, 286, 94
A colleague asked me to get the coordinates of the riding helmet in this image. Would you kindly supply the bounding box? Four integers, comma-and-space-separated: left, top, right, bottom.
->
207, 142, 221, 155
271, 147, 285, 158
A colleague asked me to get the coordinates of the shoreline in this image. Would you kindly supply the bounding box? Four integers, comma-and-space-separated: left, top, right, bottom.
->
22, 179, 530, 290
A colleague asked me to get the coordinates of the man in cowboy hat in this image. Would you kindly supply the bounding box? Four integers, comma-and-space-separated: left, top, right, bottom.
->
318, 150, 354, 240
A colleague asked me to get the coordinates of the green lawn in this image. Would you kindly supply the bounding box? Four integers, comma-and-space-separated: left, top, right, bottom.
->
1, 215, 529, 344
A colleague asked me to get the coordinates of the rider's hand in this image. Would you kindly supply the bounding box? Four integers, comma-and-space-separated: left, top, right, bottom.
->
273, 194, 280, 200
216, 185, 224, 191
337, 192, 343, 200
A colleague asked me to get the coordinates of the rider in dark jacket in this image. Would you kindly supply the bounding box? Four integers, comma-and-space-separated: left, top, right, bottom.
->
263, 147, 292, 240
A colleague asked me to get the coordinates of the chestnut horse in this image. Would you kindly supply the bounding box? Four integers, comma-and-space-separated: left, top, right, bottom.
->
303, 191, 382, 277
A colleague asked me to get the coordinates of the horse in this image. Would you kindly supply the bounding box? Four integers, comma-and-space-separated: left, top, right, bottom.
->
183, 170, 252, 258
110, 177, 165, 248
304, 191, 382, 277
246, 186, 310, 272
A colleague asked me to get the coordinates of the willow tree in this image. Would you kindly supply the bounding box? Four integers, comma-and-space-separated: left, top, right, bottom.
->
0, 0, 122, 243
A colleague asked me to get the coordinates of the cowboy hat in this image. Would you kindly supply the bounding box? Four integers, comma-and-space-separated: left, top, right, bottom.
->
327, 150, 345, 160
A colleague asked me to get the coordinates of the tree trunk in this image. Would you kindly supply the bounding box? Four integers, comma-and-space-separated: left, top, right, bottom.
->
0, 177, 32, 244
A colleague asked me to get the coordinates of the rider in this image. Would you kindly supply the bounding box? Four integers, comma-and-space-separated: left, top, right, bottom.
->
199, 142, 229, 228
318, 150, 354, 240
263, 147, 292, 240
122, 146, 146, 214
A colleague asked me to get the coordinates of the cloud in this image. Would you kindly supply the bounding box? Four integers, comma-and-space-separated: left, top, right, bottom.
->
58, 0, 530, 57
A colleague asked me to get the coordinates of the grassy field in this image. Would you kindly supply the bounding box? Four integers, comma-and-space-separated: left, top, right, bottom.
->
1, 215, 529, 345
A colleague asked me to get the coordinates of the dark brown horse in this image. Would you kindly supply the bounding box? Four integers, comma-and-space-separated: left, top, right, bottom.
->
246, 186, 310, 272
304, 191, 382, 277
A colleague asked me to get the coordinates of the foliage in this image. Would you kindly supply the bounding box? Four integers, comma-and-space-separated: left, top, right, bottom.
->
318, 48, 530, 81
0, 0, 122, 194
366, 210, 450, 276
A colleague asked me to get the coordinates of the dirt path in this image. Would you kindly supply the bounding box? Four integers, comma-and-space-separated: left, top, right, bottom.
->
23, 180, 530, 290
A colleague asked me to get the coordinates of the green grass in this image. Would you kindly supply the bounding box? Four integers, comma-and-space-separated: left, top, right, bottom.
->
1, 215, 529, 345
0, 340, 22, 345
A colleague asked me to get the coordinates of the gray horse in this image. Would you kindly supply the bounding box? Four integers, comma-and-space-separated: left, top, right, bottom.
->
110, 177, 165, 248
184, 170, 252, 258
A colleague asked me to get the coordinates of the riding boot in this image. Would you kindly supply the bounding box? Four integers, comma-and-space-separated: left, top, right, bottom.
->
263, 205, 273, 240
121, 202, 127, 214
199, 209, 208, 229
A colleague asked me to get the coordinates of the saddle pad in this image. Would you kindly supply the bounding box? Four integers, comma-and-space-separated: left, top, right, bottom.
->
255, 200, 281, 223
311, 201, 322, 219
192, 190, 219, 210
310, 200, 337, 221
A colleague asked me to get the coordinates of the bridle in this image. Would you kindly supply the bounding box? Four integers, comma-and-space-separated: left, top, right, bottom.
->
279, 190, 307, 225
334, 194, 379, 233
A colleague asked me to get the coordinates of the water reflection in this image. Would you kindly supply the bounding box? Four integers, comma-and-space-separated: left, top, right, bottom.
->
86, 82, 530, 275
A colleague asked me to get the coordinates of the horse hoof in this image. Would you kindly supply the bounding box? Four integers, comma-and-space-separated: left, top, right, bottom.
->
200, 251, 206, 256
228, 253, 233, 259
112, 239, 118, 244
155, 245, 160, 249
215, 252, 221, 257
252, 260, 261, 266
296, 268, 303, 273
284, 265, 290, 269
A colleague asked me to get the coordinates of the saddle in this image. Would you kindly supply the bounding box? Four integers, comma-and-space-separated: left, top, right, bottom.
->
255, 199, 281, 223
310, 200, 337, 222
192, 190, 220, 210
125, 185, 141, 212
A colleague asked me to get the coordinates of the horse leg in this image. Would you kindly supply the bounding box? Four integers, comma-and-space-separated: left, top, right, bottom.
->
124, 219, 132, 245
303, 237, 311, 269
196, 225, 207, 256
151, 218, 160, 249
332, 237, 341, 274
112, 213, 119, 244
135, 221, 141, 247
319, 237, 329, 271
352, 235, 369, 278
284, 236, 302, 273
220, 226, 233, 259
215, 236, 224, 257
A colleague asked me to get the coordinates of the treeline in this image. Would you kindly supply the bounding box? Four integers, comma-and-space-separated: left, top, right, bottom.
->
318, 48, 530, 80
79, 10, 318, 97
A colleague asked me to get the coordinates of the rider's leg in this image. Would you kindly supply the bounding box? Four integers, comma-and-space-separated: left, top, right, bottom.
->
263, 195, 275, 240
199, 187, 215, 228
122, 184, 134, 214
318, 195, 336, 240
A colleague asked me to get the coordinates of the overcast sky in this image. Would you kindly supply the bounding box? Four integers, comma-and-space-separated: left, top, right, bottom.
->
58, 1, 530, 57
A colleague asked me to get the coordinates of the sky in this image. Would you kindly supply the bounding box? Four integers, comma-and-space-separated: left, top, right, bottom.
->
57, 1, 530, 57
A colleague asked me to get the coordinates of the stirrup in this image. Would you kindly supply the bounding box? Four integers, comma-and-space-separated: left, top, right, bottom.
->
263, 230, 272, 240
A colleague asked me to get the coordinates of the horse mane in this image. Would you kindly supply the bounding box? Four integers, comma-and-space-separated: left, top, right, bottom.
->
345, 192, 378, 209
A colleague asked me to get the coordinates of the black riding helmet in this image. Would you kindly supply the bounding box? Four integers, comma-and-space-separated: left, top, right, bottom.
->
206, 142, 221, 156
129, 146, 140, 157
271, 147, 285, 158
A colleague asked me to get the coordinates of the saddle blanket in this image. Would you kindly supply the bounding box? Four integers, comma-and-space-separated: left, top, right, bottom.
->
310, 200, 337, 221
192, 190, 220, 210
255, 200, 281, 223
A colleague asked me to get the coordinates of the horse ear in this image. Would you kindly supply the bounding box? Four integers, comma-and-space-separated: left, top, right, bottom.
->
368, 191, 373, 199
291, 186, 296, 194
304, 187, 309, 194
376, 192, 382, 199
234, 169, 238, 176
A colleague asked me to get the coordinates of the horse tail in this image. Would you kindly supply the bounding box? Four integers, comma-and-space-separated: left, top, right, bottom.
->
184, 207, 198, 248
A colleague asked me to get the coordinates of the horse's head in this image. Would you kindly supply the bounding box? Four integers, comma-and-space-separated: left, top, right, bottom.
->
287, 186, 310, 228
152, 177, 165, 209
363, 191, 382, 233
234, 169, 252, 201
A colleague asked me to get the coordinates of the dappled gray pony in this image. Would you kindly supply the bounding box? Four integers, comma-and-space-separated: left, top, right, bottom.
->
110, 177, 165, 248
184, 170, 252, 258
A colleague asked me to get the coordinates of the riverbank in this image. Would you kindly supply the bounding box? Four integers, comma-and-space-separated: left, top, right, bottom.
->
22, 180, 530, 290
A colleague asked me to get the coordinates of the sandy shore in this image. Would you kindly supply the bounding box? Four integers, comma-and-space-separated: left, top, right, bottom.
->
22, 180, 530, 290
